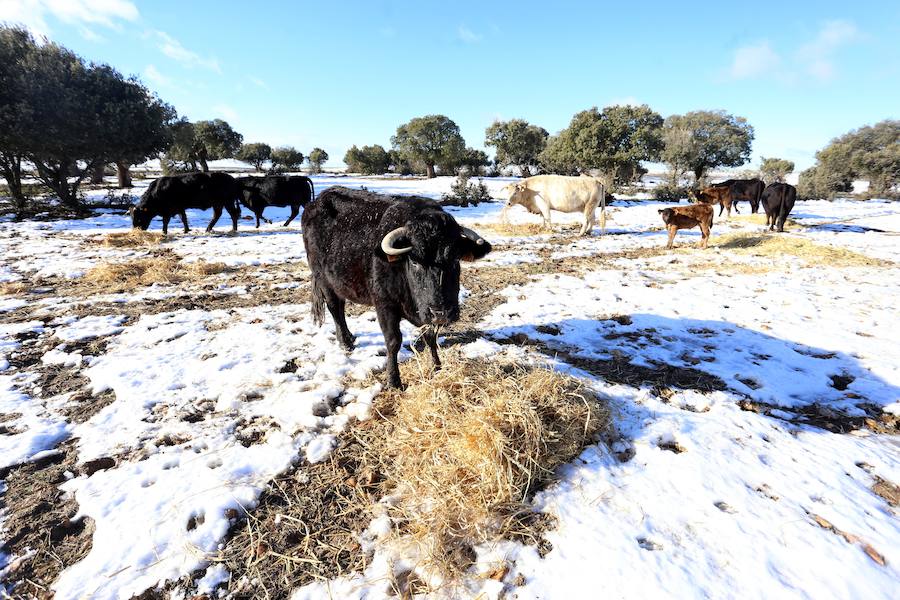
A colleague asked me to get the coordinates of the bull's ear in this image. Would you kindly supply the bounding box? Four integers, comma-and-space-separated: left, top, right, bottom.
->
459, 237, 492, 262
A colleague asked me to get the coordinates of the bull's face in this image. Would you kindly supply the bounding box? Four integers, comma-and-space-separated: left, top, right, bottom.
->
381, 219, 491, 326
131, 205, 153, 230
658, 208, 674, 225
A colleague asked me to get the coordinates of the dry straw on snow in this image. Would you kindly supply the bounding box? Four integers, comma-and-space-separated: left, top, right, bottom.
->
713, 233, 889, 267
95, 229, 165, 248
83, 255, 228, 292
215, 350, 608, 596
367, 350, 610, 574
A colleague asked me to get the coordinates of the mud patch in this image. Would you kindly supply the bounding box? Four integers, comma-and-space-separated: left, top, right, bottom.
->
0, 441, 94, 599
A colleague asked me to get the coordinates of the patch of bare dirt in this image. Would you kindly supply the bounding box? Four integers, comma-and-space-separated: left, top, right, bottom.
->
498, 332, 727, 393
0, 441, 94, 600
871, 476, 900, 508
737, 399, 899, 434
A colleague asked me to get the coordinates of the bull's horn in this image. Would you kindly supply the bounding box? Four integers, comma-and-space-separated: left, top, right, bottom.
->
381, 227, 412, 256
460, 226, 486, 246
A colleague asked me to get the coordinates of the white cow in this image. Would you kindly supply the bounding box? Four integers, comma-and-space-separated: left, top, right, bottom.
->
502, 175, 606, 236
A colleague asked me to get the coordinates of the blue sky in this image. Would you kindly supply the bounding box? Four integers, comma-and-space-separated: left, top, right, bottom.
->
2, 0, 898, 171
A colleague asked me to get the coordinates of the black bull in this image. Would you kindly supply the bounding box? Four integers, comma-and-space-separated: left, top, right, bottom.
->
236, 175, 315, 228
711, 178, 765, 213
302, 187, 492, 388
761, 183, 797, 232
131, 172, 241, 234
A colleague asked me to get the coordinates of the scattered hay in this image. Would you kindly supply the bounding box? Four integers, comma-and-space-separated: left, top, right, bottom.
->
473, 221, 550, 237
366, 350, 609, 576
82, 255, 228, 293
95, 230, 164, 248
0, 281, 29, 296
730, 213, 799, 228
713, 233, 890, 267
214, 351, 607, 598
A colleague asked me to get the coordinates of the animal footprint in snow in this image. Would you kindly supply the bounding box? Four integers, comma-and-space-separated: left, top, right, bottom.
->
186, 512, 205, 531
656, 436, 686, 454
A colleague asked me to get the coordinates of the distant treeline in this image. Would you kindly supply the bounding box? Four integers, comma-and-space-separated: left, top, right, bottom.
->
1, 25, 897, 219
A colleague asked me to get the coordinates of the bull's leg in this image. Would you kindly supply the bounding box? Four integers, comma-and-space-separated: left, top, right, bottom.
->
206, 206, 223, 232
324, 288, 355, 350
733, 201, 740, 215
719, 202, 725, 217
666, 226, 676, 249
254, 210, 262, 229
180, 210, 190, 233
283, 205, 300, 227
376, 305, 403, 389
226, 205, 240, 232
161, 214, 171, 235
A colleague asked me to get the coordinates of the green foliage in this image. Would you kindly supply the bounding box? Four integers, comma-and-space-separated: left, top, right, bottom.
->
388, 149, 414, 175
344, 144, 390, 174
759, 157, 794, 183
269, 146, 304, 173
0, 26, 176, 209
236, 142, 272, 171
652, 182, 692, 202
460, 148, 490, 176
808, 120, 899, 196
538, 105, 663, 184
661, 110, 754, 183
440, 173, 492, 207
307, 147, 329, 173
391, 115, 466, 178
193, 120, 243, 171
796, 165, 852, 200
165, 119, 242, 172
484, 119, 548, 176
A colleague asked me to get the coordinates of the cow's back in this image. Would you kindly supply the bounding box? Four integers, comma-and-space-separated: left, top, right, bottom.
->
522, 175, 603, 211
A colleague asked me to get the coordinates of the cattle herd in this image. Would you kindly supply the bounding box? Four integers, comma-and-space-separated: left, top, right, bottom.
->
128, 171, 798, 387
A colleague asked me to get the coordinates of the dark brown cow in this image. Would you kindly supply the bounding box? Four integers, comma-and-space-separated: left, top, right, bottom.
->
695, 186, 736, 218
659, 204, 714, 249
710, 178, 765, 213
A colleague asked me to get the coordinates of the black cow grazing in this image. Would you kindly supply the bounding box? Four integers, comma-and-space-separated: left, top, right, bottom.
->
761, 183, 797, 232
302, 187, 492, 388
711, 178, 765, 213
132, 172, 241, 234
236, 175, 315, 228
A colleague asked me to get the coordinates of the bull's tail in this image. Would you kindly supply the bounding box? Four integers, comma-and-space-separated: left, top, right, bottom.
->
307, 177, 315, 204
599, 186, 607, 235
310, 275, 327, 326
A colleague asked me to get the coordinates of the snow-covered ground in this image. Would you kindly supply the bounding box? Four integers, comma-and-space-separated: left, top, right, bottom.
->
1, 175, 898, 599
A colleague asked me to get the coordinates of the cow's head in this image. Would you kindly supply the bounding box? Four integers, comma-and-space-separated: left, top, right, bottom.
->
504, 182, 540, 214
380, 213, 491, 326
658, 208, 675, 225
131, 205, 153, 230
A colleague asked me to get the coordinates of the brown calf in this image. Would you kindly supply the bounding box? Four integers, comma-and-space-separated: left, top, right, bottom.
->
695, 186, 737, 218
658, 204, 714, 249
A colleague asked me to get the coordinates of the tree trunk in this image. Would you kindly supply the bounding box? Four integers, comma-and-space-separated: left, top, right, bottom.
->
198, 148, 209, 172
426, 163, 435, 178
0, 153, 26, 215
522, 165, 532, 178
116, 162, 132, 188
90, 163, 105, 184
693, 166, 706, 187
